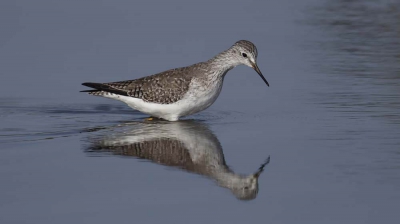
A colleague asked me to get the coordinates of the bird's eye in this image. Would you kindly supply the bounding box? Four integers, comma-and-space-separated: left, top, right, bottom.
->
244, 186, 249, 190
241, 53, 247, 58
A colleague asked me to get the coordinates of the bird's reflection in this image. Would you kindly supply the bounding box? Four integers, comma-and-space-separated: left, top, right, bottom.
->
84, 120, 270, 201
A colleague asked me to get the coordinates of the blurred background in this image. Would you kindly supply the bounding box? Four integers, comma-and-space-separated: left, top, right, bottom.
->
1, 0, 399, 223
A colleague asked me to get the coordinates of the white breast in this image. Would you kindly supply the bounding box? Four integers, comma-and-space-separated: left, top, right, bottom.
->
178, 77, 224, 117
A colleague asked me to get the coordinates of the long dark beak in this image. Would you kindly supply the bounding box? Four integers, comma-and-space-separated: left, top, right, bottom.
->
251, 62, 269, 87
253, 156, 271, 178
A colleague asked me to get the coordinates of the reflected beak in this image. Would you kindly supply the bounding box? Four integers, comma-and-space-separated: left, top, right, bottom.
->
251, 62, 269, 87
253, 156, 271, 178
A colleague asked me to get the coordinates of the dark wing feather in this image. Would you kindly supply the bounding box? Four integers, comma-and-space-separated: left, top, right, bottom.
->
81, 82, 129, 96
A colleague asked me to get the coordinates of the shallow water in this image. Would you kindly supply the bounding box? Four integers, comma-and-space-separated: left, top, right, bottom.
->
1, 0, 400, 223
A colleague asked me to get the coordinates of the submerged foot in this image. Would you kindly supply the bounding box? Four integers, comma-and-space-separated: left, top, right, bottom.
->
144, 117, 167, 121
144, 116, 179, 122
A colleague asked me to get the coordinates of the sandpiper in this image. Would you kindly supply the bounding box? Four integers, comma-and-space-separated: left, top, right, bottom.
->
81, 40, 269, 121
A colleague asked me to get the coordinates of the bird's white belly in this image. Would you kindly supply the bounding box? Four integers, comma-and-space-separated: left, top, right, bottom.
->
178, 80, 223, 116
109, 79, 223, 121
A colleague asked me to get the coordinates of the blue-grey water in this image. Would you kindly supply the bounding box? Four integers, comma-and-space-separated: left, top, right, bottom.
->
1, 0, 400, 223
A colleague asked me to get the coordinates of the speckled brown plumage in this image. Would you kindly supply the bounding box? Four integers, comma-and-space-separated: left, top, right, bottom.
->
82, 63, 210, 104
87, 138, 198, 171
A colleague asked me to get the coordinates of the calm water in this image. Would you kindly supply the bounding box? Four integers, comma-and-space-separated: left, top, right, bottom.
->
1, 0, 400, 223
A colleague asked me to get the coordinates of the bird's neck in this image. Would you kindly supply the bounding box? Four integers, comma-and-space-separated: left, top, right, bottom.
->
212, 171, 245, 188
207, 48, 241, 73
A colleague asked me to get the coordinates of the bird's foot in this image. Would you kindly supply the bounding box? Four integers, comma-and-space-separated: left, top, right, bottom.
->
144, 117, 165, 121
